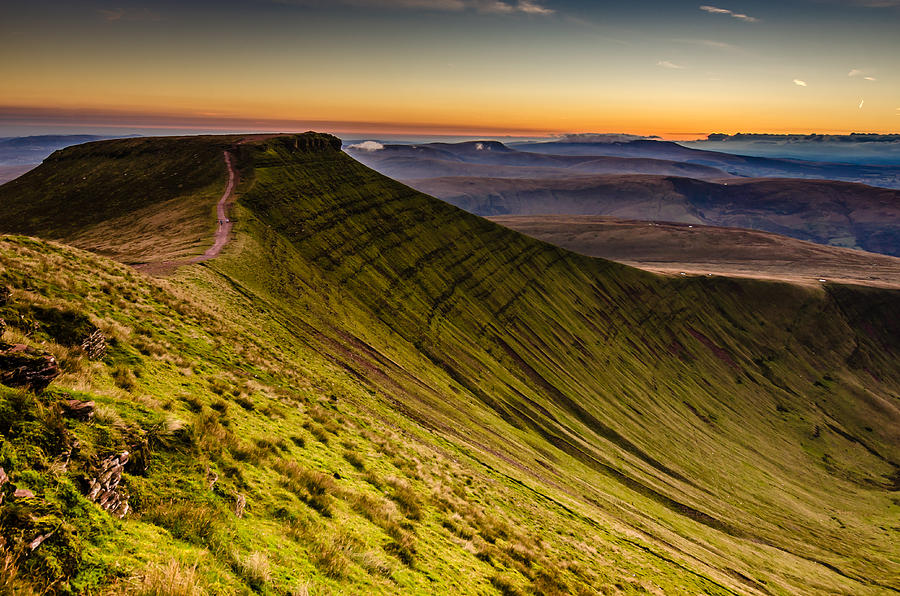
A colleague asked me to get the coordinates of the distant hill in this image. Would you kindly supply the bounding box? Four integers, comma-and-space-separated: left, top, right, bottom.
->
0, 135, 236, 264
489, 214, 900, 288
408, 174, 900, 257
0, 134, 125, 166
682, 133, 900, 165
1, 134, 898, 594
347, 140, 732, 180
508, 139, 900, 188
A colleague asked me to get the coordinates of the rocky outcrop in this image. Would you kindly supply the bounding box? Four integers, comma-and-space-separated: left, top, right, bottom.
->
0, 343, 59, 392
0, 469, 37, 505
79, 329, 107, 360
86, 452, 130, 518
61, 399, 95, 421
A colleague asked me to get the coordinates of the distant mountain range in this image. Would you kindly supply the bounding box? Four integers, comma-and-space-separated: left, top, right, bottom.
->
348, 140, 730, 180
349, 138, 900, 188
682, 133, 900, 165
507, 139, 900, 185
347, 139, 900, 256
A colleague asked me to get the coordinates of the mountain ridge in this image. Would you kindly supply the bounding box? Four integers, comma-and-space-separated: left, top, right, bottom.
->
0, 133, 898, 594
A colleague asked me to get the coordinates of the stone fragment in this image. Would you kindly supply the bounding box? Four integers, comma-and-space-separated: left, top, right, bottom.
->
28, 531, 54, 551
0, 343, 60, 391
86, 451, 130, 518
12, 488, 35, 499
80, 329, 107, 360
61, 399, 95, 421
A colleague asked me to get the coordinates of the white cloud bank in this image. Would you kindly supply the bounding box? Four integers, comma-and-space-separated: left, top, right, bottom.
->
348, 141, 385, 151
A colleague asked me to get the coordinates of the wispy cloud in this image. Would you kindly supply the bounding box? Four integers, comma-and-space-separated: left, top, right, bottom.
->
516, 0, 554, 14
699, 5, 759, 22
793, 79, 808, 86
657, 60, 686, 69
98, 8, 162, 21
849, 69, 878, 81
859, 99, 864, 108
672, 38, 739, 51
273, 0, 554, 14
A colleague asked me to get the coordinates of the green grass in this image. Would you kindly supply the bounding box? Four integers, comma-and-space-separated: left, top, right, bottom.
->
0, 136, 243, 264
0, 133, 898, 594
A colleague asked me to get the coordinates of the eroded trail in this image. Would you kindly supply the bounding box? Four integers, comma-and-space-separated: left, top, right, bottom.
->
192, 151, 237, 263
134, 150, 237, 274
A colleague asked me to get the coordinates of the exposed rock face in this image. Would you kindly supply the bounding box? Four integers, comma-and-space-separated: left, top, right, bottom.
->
79, 328, 107, 360
87, 452, 130, 518
61, 399, 95, 421
0, 343, 60, 392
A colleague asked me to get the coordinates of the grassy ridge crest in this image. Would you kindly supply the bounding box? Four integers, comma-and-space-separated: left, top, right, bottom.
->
0, 133, 898, 594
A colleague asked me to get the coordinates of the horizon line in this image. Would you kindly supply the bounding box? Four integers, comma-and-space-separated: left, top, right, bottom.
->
2, 105, 899, 141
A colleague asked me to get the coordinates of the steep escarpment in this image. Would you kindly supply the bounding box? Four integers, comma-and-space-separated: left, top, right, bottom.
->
214, 135, 900, 593
0, 133, 898, 594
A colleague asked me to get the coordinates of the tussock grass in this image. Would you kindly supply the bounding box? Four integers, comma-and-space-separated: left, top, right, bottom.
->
342, 450, 365, 470
276, 459, 337, 517
112, 365, 137, 392
235, 551, 271, 590
384, 476, 422, 521
132, 559, 203, 596
140, 501, 224, 550
490, 573, 526, 596
0, 544, 35, 596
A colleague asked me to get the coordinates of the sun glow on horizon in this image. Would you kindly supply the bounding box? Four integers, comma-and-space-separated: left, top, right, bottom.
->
2, 1, 898, 137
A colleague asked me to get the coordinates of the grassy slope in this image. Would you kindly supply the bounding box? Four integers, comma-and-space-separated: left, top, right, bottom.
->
0, 136, 240, 264
1, 134, 898, 594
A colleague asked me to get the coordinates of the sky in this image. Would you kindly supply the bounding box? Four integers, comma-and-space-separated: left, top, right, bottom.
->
1, 0, 898, 139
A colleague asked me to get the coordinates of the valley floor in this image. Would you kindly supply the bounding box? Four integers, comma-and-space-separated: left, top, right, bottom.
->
489, 215, 900, 288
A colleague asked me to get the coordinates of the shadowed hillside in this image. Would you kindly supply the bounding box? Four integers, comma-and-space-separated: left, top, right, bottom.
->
0, 134, 898, 594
